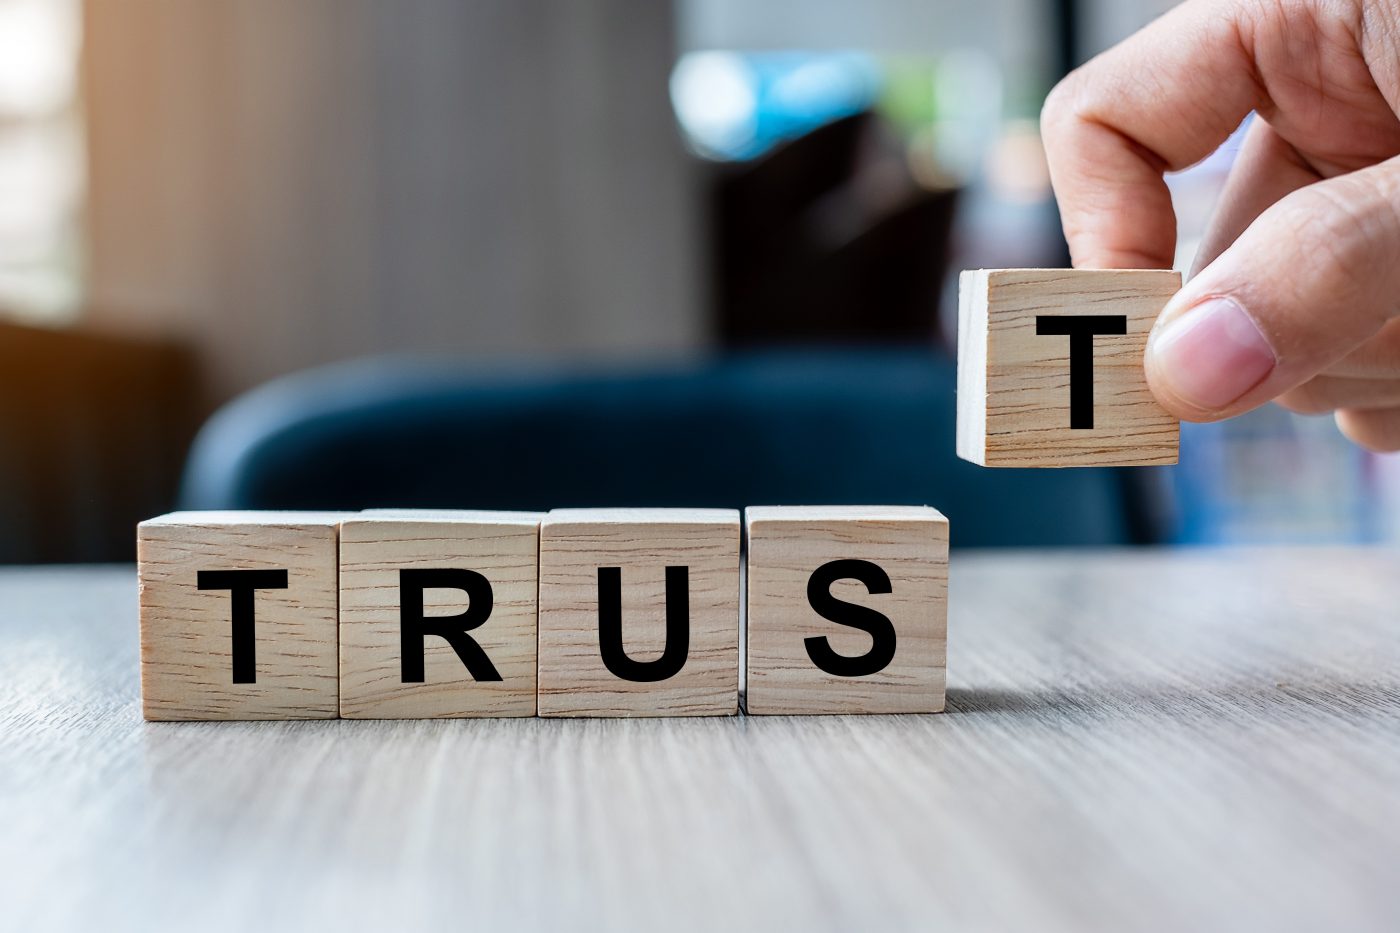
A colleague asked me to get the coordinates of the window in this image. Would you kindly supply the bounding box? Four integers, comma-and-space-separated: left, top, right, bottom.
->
0, 0, 83, 323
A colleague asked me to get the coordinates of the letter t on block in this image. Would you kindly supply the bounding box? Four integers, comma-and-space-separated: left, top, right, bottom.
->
956, 268, 1181, 467
138, 511, 345, 720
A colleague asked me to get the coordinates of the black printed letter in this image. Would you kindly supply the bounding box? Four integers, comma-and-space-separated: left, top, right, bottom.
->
1035, 314, 1128, 429
197, 568, 289, 684
804, 559, 896, 677
399, 568, 502, 683
597, 566, 690, 682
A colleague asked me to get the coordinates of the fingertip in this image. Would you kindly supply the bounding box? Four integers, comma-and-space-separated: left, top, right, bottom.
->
1144, 354, 1233, 423
1335, 409, 1400, 453
1143, 295, 1278, 422
1069, 247, 1178, 272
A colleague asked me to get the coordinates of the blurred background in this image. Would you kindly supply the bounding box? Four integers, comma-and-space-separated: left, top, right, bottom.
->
2, 0, 1395, 562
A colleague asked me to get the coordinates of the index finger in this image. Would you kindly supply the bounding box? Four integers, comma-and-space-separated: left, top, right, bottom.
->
1040, 0, 1264, 268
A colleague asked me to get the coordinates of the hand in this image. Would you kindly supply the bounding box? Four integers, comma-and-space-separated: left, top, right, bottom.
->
1040, 0, 1400, 450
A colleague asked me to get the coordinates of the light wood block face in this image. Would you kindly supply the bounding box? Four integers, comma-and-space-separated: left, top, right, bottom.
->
338, 510, 543, 718
957, 268, 1181, 467
537, 508, 740, 717
744, 506, 948, 715
138, 511, 345, 721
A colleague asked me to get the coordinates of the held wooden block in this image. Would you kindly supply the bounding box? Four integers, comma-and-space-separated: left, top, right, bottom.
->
138, 511, 346, 721
743, 506, 948, 715
957, 268, 1181, 467
537, 508, 740, 717
338, 510, 543, 718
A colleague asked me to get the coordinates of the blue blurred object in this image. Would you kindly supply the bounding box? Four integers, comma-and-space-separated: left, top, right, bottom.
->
180, 350, 1168, 548
671, 51, 880, 160
1173, 409, 1383, 544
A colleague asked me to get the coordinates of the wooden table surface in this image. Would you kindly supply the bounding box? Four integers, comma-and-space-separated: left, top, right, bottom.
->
5, 551, 1400, 932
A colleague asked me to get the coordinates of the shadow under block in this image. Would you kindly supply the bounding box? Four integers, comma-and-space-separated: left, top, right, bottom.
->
957, 268, 1181, 467
138, 511, 345, 721
338, 510, 543, 718
537, 508, 740, 717
743, 506, 948, 715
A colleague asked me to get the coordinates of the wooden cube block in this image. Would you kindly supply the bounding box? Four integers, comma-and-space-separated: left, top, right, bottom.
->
957, 268, 1180, 467
537, 508, 740, 717
138, 511, 345, 720
339, 510, 543, 718
743, 506, 948, 715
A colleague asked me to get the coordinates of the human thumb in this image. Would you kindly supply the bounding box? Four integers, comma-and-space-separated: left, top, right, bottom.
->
1144, 156, 1400, 422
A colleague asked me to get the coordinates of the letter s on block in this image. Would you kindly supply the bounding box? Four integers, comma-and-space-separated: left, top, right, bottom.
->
804, 559, 896, 677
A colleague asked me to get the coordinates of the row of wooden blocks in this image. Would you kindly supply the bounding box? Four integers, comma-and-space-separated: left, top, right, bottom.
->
139, 267, 1184, 720
139, 506, 948, 720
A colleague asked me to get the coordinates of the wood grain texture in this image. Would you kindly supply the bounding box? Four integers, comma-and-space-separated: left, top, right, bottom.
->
138, 511, 346, 721
537, 508, 739, 717
338, 511, 543, 719
957, 268, 1180, 467
744, 506, 947, 715
8, 552, 1400, 931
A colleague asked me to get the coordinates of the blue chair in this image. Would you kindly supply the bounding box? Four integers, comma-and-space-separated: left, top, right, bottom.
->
180, 349, 1170, 547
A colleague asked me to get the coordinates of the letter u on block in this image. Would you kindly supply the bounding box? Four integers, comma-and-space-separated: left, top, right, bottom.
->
743, 506, 948, 715
536, 508, 740, 717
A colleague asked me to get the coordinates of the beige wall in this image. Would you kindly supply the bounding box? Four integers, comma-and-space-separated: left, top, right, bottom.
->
83, 0, 701, 402
679, 0, 1054, 67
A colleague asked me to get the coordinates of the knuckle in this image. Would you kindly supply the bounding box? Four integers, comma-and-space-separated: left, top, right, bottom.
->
1288, 176, 1400, 320
1040, 68, 1096, 140
1039, 77, 1078, 139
